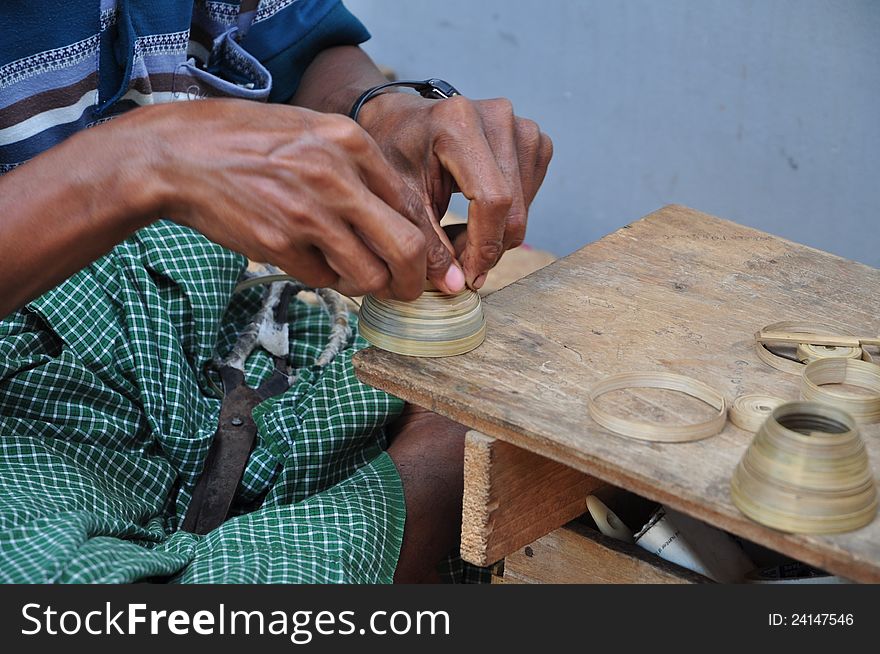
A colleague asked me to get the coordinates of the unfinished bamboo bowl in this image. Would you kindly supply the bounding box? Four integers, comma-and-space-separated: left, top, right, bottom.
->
731, 401, 877, 534
358, 287, 486, 357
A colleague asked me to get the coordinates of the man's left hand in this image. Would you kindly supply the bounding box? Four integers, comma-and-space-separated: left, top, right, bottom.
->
358, 93, 553, 290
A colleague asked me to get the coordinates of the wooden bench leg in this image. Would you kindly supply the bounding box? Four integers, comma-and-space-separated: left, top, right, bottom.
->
461, 430, 604, 566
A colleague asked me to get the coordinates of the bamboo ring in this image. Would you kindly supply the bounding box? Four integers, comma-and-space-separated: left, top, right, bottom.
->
756, 321, 873, 374
729, 395, 786, 432
588, 372, 727, 443
800, 358, 880, 424
731, 401, 877, 534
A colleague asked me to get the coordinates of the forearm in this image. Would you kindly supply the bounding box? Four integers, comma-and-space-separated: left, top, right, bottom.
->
0, 112, 168, 318
288, 45, 389, 115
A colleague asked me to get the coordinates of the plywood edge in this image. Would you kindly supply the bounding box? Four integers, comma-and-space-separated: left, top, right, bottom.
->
461, 431, 495, 565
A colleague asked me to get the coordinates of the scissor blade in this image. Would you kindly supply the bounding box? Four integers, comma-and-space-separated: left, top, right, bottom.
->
180, 382, 260, 535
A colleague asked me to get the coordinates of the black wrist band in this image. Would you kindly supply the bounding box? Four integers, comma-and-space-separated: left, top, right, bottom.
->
348, 78, 461, 122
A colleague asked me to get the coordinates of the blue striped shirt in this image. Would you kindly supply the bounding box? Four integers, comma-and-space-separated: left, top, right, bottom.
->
0, 0, 370, 173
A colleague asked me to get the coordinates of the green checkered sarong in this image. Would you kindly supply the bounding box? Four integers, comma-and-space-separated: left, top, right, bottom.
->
0, 220, 407, 583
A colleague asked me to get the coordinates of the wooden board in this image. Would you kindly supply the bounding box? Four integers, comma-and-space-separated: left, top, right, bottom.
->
354, 205, 880, 582
503, 522, 710, 584
462, 431, 604, 566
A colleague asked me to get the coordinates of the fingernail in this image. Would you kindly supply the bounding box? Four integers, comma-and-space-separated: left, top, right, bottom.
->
473, 273, 488, 290
444, 264, 466, 292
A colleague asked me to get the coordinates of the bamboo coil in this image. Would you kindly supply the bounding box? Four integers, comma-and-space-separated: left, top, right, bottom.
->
729, 394, 786, 432
358, 287, 486, 357
800, 358, 880, 424
588, 372, 727, 443
755, 321, 874, 374
797, 342, 862, 364
731, 401, 877, 534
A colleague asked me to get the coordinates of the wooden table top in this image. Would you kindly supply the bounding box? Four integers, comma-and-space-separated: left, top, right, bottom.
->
354, 205, 880, 582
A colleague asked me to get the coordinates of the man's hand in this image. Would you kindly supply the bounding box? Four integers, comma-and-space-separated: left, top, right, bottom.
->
358, 92, 553, 290
145, 99, 464, 300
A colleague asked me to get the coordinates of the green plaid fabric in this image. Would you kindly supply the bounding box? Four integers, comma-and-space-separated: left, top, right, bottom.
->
0, 220, 407, 583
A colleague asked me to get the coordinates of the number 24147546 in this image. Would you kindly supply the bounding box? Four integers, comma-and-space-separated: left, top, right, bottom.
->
769, 614, 854, 627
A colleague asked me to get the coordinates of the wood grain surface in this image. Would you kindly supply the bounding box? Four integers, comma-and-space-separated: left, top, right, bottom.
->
502, 522, 710, 584
353, 205, 880, 582
462, 431, 604, 566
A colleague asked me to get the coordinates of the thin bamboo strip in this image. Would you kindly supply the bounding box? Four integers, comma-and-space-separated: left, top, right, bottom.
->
587, 372, 727, 443
755, 320, 874, 374
758, 331, 880, 348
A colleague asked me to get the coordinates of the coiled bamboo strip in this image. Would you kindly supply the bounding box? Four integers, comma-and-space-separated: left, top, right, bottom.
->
797, 342, 863, 364
731, 401, 877, 534
588, 372, 727, 443
358, 287, 486, 357
800, 358, 880, 424
729, 394, 786, 432
755, 321, 874, 374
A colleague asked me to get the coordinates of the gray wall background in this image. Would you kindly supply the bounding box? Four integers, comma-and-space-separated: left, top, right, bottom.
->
345, 0, 880, 266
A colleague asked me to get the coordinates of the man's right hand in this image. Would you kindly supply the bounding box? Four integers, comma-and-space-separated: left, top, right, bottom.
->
139, 99, 465, 300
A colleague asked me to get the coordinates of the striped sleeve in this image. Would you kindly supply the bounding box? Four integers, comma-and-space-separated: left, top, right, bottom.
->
240, 0, 371, 103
